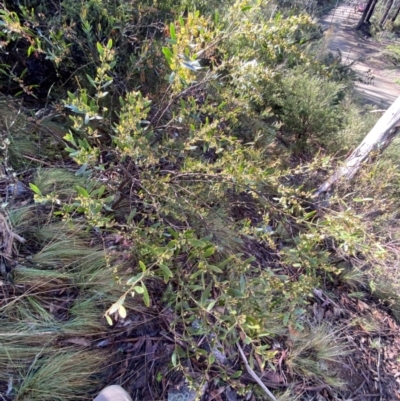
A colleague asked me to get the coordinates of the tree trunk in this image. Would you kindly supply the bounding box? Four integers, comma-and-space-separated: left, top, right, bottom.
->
366, 0, 379, 23
315, 95, 400, 196
380, 0, 394, 25
357, 0, 375, 29
392, 3, 400, 21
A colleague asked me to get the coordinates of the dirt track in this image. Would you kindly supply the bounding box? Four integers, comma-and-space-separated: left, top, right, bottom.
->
320, 3, 400, 107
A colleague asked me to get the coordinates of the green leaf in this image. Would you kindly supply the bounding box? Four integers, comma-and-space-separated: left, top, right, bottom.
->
353, 198, 374, 203
105, 315, 113, 325
75, 163, 88, 176
96, 91, 109, 99
241, 5, 252, 11
304, 210, 317, 219
162, 47, 173, 65
218, 255, 235, 268
75, 186, 89, 198
127, 208, 136, 223
206, 300, 217, 312
142, 284, 150, 307
209, 353, 215, 364
133, 285, 144, 294
108, 302, 119, 315
203, 246, 215, 258
214, 11, 219, 25
227, 289, 246, 298
96, 42, 104, 56
118, 305, 127, 318
139, 261, 146, 272
168, 71, 176, 83
102, 80, 113, 89
201, 284, 212, 307
107, 38, 113, 49
189, 239, 207, 248
171, 350, 177, 367
29, 183, 42, 196
64, 132, 77, 146
126, 273, 143, 285
167, 227, 179, 239
86, 74, 97, 88
207, 265, 223, 274
167, 240, 177, 249
159, 264, 173, 283
169, 23, 176, 41
240, 274, 246, 293
98, 185, 105, 198
231, 370, 242, 378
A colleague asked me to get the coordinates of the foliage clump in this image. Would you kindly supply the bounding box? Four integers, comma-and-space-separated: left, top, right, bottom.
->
1, 0, 400, 400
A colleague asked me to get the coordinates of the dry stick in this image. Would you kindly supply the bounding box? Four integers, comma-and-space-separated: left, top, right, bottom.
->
237, 344, 278, 401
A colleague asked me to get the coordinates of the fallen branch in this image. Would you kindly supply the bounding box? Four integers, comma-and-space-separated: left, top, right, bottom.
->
315, 95, 400, 196
237, 343, 278, 401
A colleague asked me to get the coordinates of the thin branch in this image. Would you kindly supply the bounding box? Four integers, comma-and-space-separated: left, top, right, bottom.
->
237, 343, 278, 401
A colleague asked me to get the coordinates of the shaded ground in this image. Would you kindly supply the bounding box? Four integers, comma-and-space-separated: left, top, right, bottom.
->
320, 3, 400, 107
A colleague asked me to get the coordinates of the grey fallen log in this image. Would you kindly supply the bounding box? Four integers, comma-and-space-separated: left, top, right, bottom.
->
315, 95, 400, 196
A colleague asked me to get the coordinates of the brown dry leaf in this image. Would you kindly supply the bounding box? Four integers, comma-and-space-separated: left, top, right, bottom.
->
63, 337, 91, 347
254, 351, 264, 373
357, 300, 370, 311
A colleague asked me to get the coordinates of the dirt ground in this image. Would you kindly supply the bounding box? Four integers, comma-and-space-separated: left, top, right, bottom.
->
320, 2, 400, 107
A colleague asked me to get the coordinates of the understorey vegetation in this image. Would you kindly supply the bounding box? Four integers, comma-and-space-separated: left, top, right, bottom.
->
1, 0, 400, 400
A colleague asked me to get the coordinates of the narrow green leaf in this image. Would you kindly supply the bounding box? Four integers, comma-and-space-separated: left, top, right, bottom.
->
29, 183, 42, 196
107, 38, 113, 49
167, 227, 179, 239
240, 274, 246, 293
159, 264, 173, 283
169, 23, 176, 41
207, 265, 223, 274
231, 370, 242, 378
171, 350, 177, 367
206, 300, 216, 312
142, 284, 150, 307
353, 198, 374, 203
105, 315, 113, 325
162, 47, 173, 64
75, 163, 88, 176
98, 185, 105, 198
75, 186, 89, 198
189, 239, 207, 248
201, 284, 212, 307
227, 289, 246, 298
86, 73, 97, 88
96, 42, 104, 56
218, 255, 235, 268
139, 261, 146, 272
304, 210, 317, 219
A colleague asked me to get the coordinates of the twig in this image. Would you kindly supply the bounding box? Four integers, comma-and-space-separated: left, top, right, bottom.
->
237, 343, 278, 401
